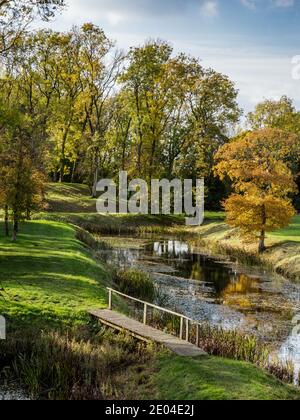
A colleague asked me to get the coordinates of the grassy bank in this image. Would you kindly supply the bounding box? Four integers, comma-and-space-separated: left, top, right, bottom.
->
0, 220, 159, 399
152, 355, 300, 401
0, 221, 111, 329
193, 215, 300, 281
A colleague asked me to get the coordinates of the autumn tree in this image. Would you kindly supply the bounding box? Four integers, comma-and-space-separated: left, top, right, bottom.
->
0, 0, 65, 54
214, 129, 299, 253
119, 40, 175, 179
119, 40, 241, 190
248, 96, 300, 210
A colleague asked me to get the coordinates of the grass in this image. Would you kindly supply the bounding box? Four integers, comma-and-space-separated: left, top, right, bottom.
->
45, 183, 97, 213
1, 328, 157, 400
0, 220, 110, 329
269, 215, 300, 243
193, 215, 300, 281
152, 355, 300, 401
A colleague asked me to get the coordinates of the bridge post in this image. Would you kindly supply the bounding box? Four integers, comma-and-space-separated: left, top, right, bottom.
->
196, 324, 200, 347
108, 289, 112, 310
186, 319, 189, 342
143, 303, 148, 325
180, 317, 184, 340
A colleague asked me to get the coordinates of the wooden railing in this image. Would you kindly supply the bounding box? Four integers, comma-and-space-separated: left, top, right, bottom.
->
107, 287, 200, 343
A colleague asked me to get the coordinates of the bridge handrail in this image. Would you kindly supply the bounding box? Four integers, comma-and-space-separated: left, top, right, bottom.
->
107, 287, 197, 342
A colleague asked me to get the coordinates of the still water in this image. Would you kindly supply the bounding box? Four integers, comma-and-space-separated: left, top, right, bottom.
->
101, 238, 300, 369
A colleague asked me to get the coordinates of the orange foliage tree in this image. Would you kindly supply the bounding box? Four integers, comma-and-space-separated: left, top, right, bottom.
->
214, 128, 299, 253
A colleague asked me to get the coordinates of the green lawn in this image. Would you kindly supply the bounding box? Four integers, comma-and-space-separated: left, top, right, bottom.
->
0, 220, 109, 329
153, 355, 300, 401
269, 215, 300, 243
46, 183, 97, 213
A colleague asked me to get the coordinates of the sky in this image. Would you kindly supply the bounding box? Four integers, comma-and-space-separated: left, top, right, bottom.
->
39, 0, 300, 114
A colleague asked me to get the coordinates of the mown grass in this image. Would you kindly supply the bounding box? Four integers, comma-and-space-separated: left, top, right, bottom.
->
0, 221, 109, 329
0, 220, 158, 399
152, 355, 300, 401
269, 215, 300, 243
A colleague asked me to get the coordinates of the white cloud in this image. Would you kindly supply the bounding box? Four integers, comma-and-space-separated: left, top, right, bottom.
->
106, 12, 125, 27
240, 0, 257, 10
176, 40, 300, 112
200, 1, 219, 18
240, 0, 294, 10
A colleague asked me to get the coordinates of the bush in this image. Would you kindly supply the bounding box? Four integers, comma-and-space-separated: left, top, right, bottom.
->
114, 270, 155, 302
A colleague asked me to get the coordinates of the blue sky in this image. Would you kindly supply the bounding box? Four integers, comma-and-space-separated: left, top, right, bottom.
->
40, 0, 300, 113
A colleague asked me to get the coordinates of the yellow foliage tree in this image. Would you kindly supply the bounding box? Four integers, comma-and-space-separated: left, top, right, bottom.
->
214, 128, 299, 253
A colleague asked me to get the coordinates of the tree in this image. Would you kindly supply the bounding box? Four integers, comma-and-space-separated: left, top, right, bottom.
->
214, 129, 299, 253
0, 85, 45, 240
247, 96, 295, 130
120, 40, 175, 179
247, 96, 300, 210
76, 23, 123, 195
0, 0, 65, 54
119, 40, 241, 190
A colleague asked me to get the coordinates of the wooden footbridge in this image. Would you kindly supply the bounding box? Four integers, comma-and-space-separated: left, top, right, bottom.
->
89, 288, 207, 358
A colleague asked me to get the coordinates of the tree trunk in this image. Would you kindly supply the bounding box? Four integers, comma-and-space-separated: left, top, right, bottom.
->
12, 215, 18, 242
92, 167, 99, 199
258, 204, 267, 253
59, 126, 70, 183
4, 205, 9, 237
59, 159, 65, 183
71, 159, 77, 184
258, 230, 266, 253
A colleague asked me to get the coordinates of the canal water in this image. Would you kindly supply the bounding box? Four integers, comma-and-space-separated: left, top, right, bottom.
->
100, 237, 300, 372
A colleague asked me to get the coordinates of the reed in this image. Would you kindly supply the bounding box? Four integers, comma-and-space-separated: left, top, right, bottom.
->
0, 327, 155, 400
114, 269, 156, 302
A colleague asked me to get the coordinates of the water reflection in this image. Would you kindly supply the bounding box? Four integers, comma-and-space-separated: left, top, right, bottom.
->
279, 333, 300, 384
146, 240, 262, 298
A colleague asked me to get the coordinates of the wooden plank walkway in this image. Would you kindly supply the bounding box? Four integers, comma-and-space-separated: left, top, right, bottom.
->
89, 309, 207, 358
